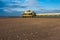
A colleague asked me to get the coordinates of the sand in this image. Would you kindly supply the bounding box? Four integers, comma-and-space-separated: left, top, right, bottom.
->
0, 18, 60, 40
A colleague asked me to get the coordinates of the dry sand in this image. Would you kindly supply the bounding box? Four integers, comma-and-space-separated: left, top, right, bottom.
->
0, 18, 60, 40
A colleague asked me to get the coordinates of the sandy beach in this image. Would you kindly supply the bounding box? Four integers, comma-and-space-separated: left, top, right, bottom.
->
0, 18, 60, 40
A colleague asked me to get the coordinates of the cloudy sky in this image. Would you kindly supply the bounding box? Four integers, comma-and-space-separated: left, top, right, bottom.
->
0, 0, 60, 16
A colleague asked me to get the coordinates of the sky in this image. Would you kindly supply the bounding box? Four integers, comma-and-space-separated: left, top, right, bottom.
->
0, 0, 60, 16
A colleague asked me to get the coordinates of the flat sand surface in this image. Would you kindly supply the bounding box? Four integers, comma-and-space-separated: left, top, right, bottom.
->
0, 18, 60, 40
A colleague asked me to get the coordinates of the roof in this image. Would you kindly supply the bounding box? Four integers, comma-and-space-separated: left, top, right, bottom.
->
24, 10, 33, 13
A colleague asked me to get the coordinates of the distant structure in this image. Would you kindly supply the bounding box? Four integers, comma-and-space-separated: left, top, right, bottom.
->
36, 13, 60, 16
22, 10, 60, 18
22, 10, 36, 17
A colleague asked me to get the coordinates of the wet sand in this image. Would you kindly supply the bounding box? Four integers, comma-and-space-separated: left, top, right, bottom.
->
0, 18, 60, 40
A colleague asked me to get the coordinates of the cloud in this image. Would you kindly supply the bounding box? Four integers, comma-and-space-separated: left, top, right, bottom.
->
21, 0, 42, 10
0, 0, 42, 12
23, 0, 37, 6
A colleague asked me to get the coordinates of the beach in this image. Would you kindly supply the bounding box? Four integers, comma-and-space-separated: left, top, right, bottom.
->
0, 18, 60, 40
